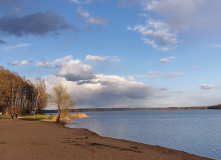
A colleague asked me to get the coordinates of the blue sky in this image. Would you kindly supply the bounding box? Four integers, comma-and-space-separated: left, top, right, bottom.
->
1, 0, 221, 108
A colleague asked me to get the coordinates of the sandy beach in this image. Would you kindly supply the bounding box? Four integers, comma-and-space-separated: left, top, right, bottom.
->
0, 119, 213, 160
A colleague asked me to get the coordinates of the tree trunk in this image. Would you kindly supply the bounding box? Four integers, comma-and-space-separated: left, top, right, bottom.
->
56, 113, 60, 123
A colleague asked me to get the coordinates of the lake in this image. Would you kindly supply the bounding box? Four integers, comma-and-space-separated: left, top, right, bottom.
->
66, 110, 221, 159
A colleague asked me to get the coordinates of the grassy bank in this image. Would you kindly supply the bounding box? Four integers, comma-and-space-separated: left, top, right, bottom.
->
0, 114, 11, 119
0, 114, 55, 121
19, 114, 55, 121
0, 112, 88, 123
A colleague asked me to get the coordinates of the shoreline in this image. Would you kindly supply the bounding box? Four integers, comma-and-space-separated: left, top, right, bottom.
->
0, 119, 213, 160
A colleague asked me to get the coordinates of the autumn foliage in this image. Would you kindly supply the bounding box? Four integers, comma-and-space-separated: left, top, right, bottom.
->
0, 66, 48, 115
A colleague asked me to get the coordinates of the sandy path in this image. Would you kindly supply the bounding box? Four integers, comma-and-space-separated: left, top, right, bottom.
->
0, 119, 213, 160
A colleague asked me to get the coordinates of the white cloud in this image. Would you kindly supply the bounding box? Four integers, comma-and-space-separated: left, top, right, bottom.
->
127, 0, 221, 52
142, 37, 170, 51
54, 55, 73, 64
110, 56, 120, 62
128, 20, 178, 51
208, 44, 221, 48
20, 61, 29, 65
36, 60, 60, 68
191, 66, 201, 70
160, 56, 176, 63
12, 61, 20, 65
85, 55, 120, 62
163, 72, 186, 79
11, 59, 33, 66
200, 84, 214, 90
148, 71, 159, 74
57, 59, 95, 81
70, 0, 81, 4
142, 38, 158, 49
86, 55, 108, 61
2, 43, 30, 51
77, 6, 90, 18
37, 55, 72, 68
87, 16, 108, 26
37, 55, 95, 81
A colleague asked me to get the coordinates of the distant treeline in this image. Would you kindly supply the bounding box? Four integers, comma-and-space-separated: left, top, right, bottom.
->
169, 105, 221, 110
207, 104, 221, 109
43, 105, 221, 113
0, 66, 47, 114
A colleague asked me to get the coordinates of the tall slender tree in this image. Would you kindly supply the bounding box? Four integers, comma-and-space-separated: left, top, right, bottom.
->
34, 77, 48, 113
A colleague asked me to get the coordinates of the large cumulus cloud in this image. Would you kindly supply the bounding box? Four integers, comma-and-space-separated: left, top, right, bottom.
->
42, 55, 166, 108
57, 59, 96, 81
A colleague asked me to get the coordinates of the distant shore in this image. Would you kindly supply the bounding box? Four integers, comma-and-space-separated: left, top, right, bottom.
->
43, 105, 221, 113
0, 119, 213, 160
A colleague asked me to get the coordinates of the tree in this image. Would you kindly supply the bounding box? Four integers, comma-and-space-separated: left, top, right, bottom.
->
0, 67, 9, 113
34, 78, 48, 113
50, 83, 76, 123
0, 66, 46, 114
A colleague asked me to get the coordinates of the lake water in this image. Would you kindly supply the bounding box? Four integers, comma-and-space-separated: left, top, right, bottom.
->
66, 110, 221, 160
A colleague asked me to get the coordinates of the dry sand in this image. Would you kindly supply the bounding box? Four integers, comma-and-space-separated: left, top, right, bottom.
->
0, 119, 213, 160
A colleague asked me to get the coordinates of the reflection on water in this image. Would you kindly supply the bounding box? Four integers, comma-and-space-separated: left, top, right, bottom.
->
66, 110, 221, 159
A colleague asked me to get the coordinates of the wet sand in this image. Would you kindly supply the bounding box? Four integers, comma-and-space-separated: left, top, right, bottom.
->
0, 119, 213, 160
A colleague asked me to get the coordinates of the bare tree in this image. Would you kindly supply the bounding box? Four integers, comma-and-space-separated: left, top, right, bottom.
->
50, 83, 76, 123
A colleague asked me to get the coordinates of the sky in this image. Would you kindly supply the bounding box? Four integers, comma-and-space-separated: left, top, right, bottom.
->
1, 0, 221, 109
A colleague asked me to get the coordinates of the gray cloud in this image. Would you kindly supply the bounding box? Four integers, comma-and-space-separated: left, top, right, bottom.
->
160, 56, 176, 63
43, 55, 166, 108
62, 73, 95, 81
60, 24, 78, 33
77, 6, 90, 18
0, 40, 6, 44
145, 0, 202, 30
163, 72, 186, 79
36, 60, 61, 68
0, 10, 78, 37
87, 16, 108, 27
77, 80, 99, 85
200, 84, 214, 90
44, 74, 166, 108
11, 59, 33, 66
75, 76, 166, 107
144, 0, 221, 32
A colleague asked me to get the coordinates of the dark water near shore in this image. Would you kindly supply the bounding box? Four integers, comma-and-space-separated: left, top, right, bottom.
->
66, 110, 221, 159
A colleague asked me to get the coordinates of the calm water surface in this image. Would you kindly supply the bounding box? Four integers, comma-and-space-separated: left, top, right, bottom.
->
66, 110, 221, 159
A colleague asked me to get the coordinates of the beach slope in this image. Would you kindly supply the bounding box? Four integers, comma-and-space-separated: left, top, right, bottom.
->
0, 119, 213, 160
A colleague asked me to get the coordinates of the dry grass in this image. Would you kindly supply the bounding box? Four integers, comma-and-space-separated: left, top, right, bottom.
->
51, 113, 89, 124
